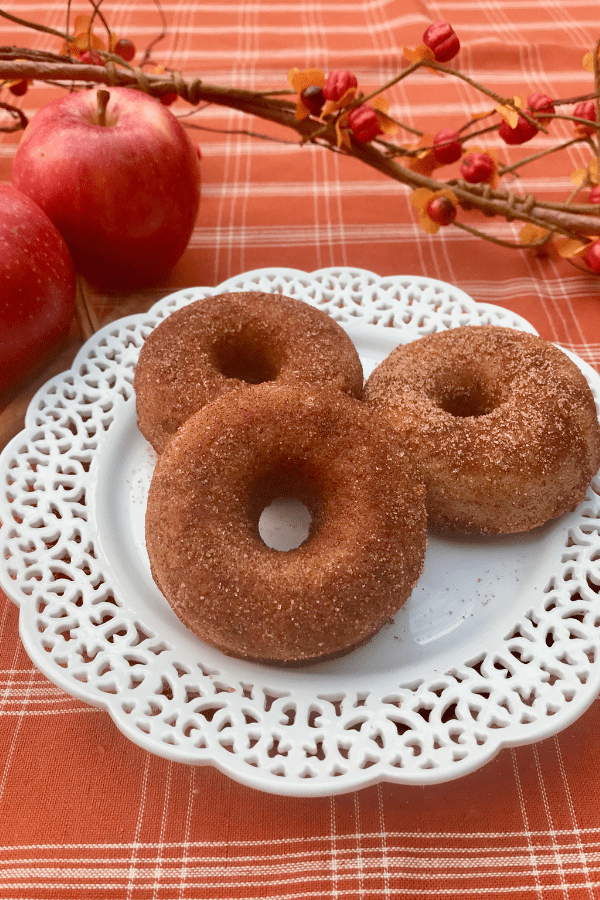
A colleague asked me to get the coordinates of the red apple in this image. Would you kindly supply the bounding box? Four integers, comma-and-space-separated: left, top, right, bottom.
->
0, 184, 75, 392
11, 86, 200, 289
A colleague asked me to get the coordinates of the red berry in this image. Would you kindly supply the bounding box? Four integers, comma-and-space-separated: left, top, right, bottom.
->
527, 92, 555, 125
498, 114, 538, 145
460, 152, 494, 183
114, 38, 136, 62
426, 195, 457, 226
574, 99, 596, 119
584, 239, 600, 274
160, 91, 178, 106
433, 129, 462, 165
323, 70, 358, 102
300, 84, 325, 115
422, 22, 460, 63
347, 105, 381, 143
574, 99, 597, 134
589, 185, 600, 204
8, 80, 28, 97
80, 50, 104, 66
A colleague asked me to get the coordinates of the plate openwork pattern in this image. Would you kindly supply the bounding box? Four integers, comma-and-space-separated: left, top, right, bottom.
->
1, 267, 600, 796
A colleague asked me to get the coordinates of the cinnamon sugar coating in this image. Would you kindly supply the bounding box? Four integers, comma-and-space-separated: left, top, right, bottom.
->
134, 291, 364, 453
145, 383, 427, 665
364, 326, 600, 534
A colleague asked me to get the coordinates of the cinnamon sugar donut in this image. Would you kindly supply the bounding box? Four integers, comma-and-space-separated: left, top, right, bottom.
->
364, 325, 600, 534
145, 383, 427, 665
134, 291, 363, 453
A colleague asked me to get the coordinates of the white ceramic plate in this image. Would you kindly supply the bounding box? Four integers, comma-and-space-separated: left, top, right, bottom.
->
1, 266, 600, 797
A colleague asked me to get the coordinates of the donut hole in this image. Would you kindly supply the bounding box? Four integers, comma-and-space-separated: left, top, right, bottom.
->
431, 371, 503, 418
251, 468, 320, 551
214, 332, 280, 384
258, 498, 313, 551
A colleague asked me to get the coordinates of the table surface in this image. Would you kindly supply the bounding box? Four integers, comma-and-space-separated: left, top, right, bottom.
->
2, 1, 600, 898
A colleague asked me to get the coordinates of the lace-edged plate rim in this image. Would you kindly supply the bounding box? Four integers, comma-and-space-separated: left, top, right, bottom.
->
0, 267, 599, 797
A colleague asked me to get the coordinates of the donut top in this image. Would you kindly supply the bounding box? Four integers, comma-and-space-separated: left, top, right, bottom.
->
145, 382, 427, 664
364, 325, 600, 533
134, 291, 364, 453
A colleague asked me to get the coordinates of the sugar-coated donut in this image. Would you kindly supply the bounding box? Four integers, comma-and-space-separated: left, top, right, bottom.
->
145, 383, 427, 665
134, 291, 364, 453
364, 325, 600, 534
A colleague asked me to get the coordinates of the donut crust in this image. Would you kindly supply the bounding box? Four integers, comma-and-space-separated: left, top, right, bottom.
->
134, 291, 364, 453
145, 383, 427, 665
364, 325, 600, 534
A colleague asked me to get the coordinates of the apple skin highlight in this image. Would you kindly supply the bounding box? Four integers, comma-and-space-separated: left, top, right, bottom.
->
11, 87, 201, 289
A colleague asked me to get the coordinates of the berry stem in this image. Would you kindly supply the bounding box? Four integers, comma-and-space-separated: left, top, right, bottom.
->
358, 61, 422, 106
459, 123, 498, 139
498, 136, 589, 176
420, 58, 548, 135
1, 19, 600, 242
451, 219, 551, 249
379, 116, 424, 137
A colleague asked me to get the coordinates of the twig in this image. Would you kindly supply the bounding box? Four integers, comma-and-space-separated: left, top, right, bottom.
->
594, 37, 600, 179
1, 9, 600, 253
498, 137, 588, 176
0, 8, 72, 43
0, 98, 27, 130
88, 0, 111, 49
0, 55, 599, 239
181, 120, 303, 144
357, 61, 422, 105
139, 0, 168, 67
65, 0, 72, 52
422, 58, 549, 134
451, 219, 545, 249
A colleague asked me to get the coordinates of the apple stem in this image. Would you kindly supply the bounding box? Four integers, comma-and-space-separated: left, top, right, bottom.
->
96, 88, 110, 127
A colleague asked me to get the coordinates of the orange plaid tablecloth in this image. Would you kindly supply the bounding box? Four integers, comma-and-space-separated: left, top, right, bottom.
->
3, 1, 600, 898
